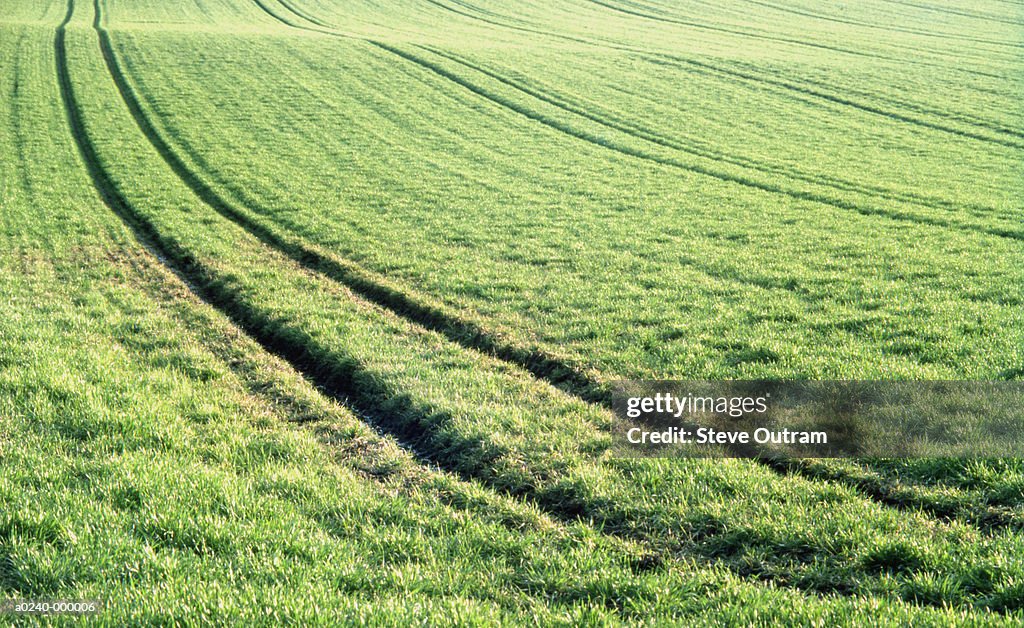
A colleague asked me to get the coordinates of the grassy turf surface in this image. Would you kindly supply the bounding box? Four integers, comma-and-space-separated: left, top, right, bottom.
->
1, 0, 1022, 623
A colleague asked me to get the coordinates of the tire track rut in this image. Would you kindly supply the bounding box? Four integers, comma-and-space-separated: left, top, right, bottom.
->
420, 0, 1011, 81
576, 0, 1014, 79
373, 42, 1022, 241
73, 0, 1024, 543
242, 0, 1024, 533
732, 0, 1024, 49
389, 0, 1024, 146
423, 45, 1010, 218
55, 3, 929, 597
96, 0, 609, 406
646, 54, 1024, 151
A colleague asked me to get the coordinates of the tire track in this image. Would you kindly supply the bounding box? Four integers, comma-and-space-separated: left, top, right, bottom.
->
65, 0, 596, 513
250, 0, 1024, 536
661, 54, 1023, 150
423, 45, 1009, 218
51, 15, 1024, 605
243, 0, 1024, 534
419, 0, 1010, 81
253, 0, 1024, 366
56, 0, 671, 568
252, 0, 311, 29
779, 460, 1024, 532
732, 0, 1024, 49
59, 0, 437, 467
517, 0, 1022, 140
372, 42, 1023, 242
93, 0, 1024, 543
575, 0, 1013, 79
868, 0, 1024, 28
731, 61, 1024, 140
59, 4, 953, 596
118, 0, 1017, 413
395, 0, 1024, 144
247, 0, 1024, 329
644, 53, 1024, 151
45, 1, 1024, 613
116, 33, 968, 360
276, 0, 332, 29
311, 0, 1022, 143
114, 35, 995, 391
94, 0, 607, 404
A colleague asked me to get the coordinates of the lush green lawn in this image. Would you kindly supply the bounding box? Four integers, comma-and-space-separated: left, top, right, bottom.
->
1, 0, 1022, 623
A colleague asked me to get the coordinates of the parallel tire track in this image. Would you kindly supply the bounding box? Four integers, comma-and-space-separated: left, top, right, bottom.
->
94, 0, 608, 403
423, 46, 1008, 218
65, 0, 600, 511
402, 0, 1023, 142
373, 42, 1023, 242
732, 0, 1024, 48
575, 0, 1012, 79
276, 0, 332, 28
420, 0, 1011, 82
57, 3, 679, 571
58, 0, 451, 466
733, 62, 1024, 139
43, 1, 1024, 614
647, 53, 1024, 151
240, 0, 1024, 534
299, 0, 1024, 151
444, 0, 1024, 143
60, 5, 909, 596
118, 33, 972, 365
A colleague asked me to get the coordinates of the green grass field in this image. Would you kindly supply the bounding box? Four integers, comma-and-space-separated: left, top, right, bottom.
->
1, 0, 1022, 623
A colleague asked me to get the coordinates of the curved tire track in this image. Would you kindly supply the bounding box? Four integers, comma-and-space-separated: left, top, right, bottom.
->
647, 54, 1024, 151
65, 0, 615, 538
95, 0, 609, 404
372, 42, 1022, 242
62, 4, 972, 597
423, 45, 1010, 218
379, 0, 1024, 141
731, 61, 1024, 140
576, 0, 1013, 79
242, 0, 1024, 534
732, 0, 1024, 49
